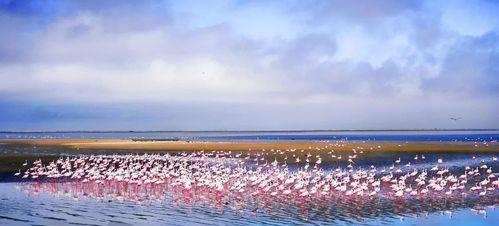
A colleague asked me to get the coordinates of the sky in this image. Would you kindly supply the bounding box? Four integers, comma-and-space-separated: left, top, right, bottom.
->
0, 0, 498, 131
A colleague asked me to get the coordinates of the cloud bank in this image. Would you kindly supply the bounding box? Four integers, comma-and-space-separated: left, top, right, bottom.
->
0, 0, 498, 130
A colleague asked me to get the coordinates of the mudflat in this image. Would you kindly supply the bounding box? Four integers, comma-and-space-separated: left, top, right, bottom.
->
1, 138, 497, 153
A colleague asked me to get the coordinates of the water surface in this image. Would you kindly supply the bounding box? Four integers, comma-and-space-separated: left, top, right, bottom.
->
0, 132, 497, 225
1, 130, 498, 142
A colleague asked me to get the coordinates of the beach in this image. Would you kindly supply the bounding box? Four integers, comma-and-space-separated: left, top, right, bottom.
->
1, 138, 498, 153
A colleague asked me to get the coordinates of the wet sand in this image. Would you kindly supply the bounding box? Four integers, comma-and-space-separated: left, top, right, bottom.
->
1, 138, 498, 153
1, 139, 498, 181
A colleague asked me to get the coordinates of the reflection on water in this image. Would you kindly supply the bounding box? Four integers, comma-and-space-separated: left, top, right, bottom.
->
0, 181, 497, 226
15, 181, 499, 220
0, 144, 498, 225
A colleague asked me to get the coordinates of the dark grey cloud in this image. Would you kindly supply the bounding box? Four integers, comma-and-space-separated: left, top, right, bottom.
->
0, 0, 497, 129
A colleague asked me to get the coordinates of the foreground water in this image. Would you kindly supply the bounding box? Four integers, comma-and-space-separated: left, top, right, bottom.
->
0, 181, 497, 226
0, 132, 497, 225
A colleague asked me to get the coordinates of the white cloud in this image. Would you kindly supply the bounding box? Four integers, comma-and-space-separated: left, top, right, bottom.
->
0, 0, 497, 129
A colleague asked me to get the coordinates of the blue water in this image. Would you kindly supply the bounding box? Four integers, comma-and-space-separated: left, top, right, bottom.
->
0, 181, 497, 226
0, 132, 498, 225
0, 152, 497, 226
0, 130, 498, 142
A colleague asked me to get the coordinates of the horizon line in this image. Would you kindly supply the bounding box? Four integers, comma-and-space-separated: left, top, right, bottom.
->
0, 129, 498, 133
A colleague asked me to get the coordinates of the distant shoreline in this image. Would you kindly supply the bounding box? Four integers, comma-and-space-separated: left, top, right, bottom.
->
1, 138, 498, 153
1, 129, 498, 133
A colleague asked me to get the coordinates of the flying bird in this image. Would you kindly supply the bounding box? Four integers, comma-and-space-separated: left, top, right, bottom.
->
450, 117, 462, 121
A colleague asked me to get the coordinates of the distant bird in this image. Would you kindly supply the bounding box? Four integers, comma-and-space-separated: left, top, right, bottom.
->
450, 117, 462, 121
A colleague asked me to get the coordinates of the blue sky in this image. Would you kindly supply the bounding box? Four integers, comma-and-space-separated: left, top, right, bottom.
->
0, 0, 498, 130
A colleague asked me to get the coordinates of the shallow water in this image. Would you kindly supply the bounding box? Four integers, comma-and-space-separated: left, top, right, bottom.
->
0, 181, 497, 226
1, 130, 498, 141
0, 136, 498, 225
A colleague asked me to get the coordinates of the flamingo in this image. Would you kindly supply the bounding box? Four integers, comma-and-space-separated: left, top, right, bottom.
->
13, 146, 497, 210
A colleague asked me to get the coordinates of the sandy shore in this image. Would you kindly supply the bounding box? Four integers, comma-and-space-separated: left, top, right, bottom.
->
0, 139, 497, 176
1, 139, 498, 153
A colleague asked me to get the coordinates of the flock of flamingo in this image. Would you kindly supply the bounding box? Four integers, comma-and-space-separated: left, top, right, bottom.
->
15, 146, 498, 207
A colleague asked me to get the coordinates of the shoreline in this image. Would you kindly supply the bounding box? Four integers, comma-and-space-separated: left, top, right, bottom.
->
1, 129, 498, 133
1, 138, 498, 179
1, 138, 498, 153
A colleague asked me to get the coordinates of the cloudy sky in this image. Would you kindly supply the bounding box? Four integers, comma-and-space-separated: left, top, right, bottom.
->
0, 0, 498, 131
